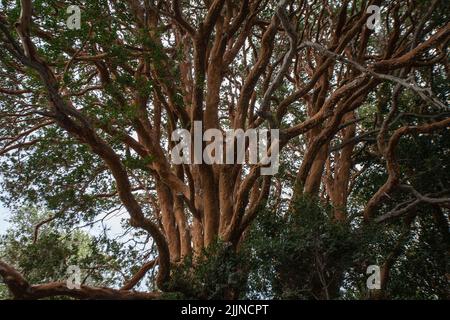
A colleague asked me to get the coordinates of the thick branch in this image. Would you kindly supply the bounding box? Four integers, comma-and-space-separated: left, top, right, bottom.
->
0, 261, 160, 300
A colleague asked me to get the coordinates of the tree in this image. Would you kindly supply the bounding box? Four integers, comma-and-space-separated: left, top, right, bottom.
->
0, 0, 448, 299
0, 207, 125, 299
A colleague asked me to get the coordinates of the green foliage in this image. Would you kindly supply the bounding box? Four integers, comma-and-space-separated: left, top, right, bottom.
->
0, 127, 116, 227
123, 154, 154, 171
245, 196, 368, 299
167, 241, 248, 300
0, 0, 448, 301
245, 191, 449, 300
386, 216, 448, 299
0, 207, 140, 299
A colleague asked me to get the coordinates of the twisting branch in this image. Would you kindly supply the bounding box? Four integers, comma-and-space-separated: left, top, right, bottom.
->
375, 186, 450, 223
33, 215, 56, 244
258, 0, 297, 115
6, 0, 172, 289
0, 261, 160, 300
301, 40, 448, 109
365, 117, 450, 220
121, 259, 157, 290
172, 0, 196, 36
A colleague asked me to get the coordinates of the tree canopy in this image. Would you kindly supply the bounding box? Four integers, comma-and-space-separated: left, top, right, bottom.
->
0, 0, 449, 300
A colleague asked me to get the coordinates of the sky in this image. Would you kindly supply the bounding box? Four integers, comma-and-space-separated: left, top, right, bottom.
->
0, 203, 9, 235
0, 174, 125, 237
0, 199, 126, 238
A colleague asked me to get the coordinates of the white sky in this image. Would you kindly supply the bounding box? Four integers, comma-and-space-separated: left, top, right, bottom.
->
0, 203, 9, 235
0, 200, 126, 239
